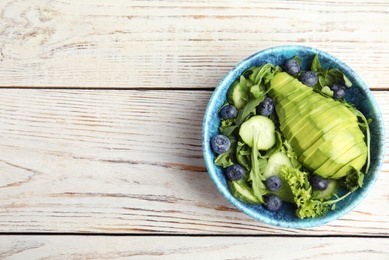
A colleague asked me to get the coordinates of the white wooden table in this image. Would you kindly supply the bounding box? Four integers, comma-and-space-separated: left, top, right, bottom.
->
0, 1, 388, 259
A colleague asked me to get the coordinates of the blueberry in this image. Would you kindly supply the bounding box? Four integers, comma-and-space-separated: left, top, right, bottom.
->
331, 83, 346, 99
226, 164, 245, 181
266, 176, 282, 192
220, 105, 237, 119
210, 134, 230, 154
310, 175, 328, 191
256, 97, 275, 116
265, 194, 282, 212
284, 59, 301, 76
300, 71, 318, 86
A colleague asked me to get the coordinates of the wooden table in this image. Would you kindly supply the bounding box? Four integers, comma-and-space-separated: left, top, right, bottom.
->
0, 1, 388, 258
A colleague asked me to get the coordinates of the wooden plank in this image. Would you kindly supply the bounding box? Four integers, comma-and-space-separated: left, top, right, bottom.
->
0, 90, 388, 235
0, 0, 388, 89
1, 235, 389, 259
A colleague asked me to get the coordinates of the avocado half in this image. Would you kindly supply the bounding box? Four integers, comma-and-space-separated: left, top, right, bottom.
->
268, 72, 367, 179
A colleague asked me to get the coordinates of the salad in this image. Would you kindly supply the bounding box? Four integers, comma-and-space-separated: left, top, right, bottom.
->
210, 54, 371, 219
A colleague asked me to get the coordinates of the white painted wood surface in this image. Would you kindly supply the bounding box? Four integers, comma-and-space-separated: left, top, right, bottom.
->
0, 0, 388, 89
0, 0, 388, 258
0, 90, 388, 237
1, 236, 389, 259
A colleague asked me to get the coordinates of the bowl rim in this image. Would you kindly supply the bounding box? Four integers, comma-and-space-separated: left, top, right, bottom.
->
202, 45, 386, 228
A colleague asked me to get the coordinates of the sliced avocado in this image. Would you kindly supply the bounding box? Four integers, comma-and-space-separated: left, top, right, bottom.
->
307, 118, 359, 145
330, 152, 368, 179
300, 124, 363, 177
269, 72, 295, 98
269, 72, 368, 179
302, 115, 364, 155
280, 94, 325, 135
315, 139, 367, 177
276, 87, 314, 124
288, 104, 349, 153
283, 98, 343, 133
278, 87, 312, 107
299, 124, 356, 169
272, 79, 303, 103
274, 78, 315, 124
291, 102, 362, 156
280, 97, 335, 144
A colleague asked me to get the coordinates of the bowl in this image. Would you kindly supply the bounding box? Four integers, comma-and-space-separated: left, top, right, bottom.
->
202, 45, 386, 228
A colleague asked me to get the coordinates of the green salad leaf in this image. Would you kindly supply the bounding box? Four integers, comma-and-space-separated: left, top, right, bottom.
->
281, 165, 362, 219
247, 129, 267, 203
236, 140, 251, 170
310, 54, 353, 96
219, 118, 234, 134
292, 56, 302, 66
341, 167, 364, 192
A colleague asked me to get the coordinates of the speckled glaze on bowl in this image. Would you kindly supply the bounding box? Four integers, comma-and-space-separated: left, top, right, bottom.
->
202, 45, 385, 228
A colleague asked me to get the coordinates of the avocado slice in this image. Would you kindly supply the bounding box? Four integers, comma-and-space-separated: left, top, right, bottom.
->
300, 123, 363, 177
330, 152, 368, 179
282, 103, 337, 155
288, 104, 348, 153
299, 120, 358, 166
276, 87, 314, 124
280, 96, 334, 142
271, 79, 302, 102
315, 139, 367, 177
287, 99, 362, 155
268, 73, 295, 99
280, 91, 355, 137
269, 72, 293, 88
276, 82, 314, 110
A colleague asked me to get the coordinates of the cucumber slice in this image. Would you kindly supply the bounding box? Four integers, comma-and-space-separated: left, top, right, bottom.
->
263, 152, 293, 179
227, 80, 248, 109
313, 179, 338, 200
239, 115, 276, 150
228, 180, 261, 204
263, 152, 294, 203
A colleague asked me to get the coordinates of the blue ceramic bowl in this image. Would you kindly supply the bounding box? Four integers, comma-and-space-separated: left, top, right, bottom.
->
202, 45, 385, 228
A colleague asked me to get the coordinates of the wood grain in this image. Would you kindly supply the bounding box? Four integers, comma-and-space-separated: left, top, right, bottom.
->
0, 0, 388, 89
0, 90, 388, 235
1, 0, 388, 257
1, 236, 389, 259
